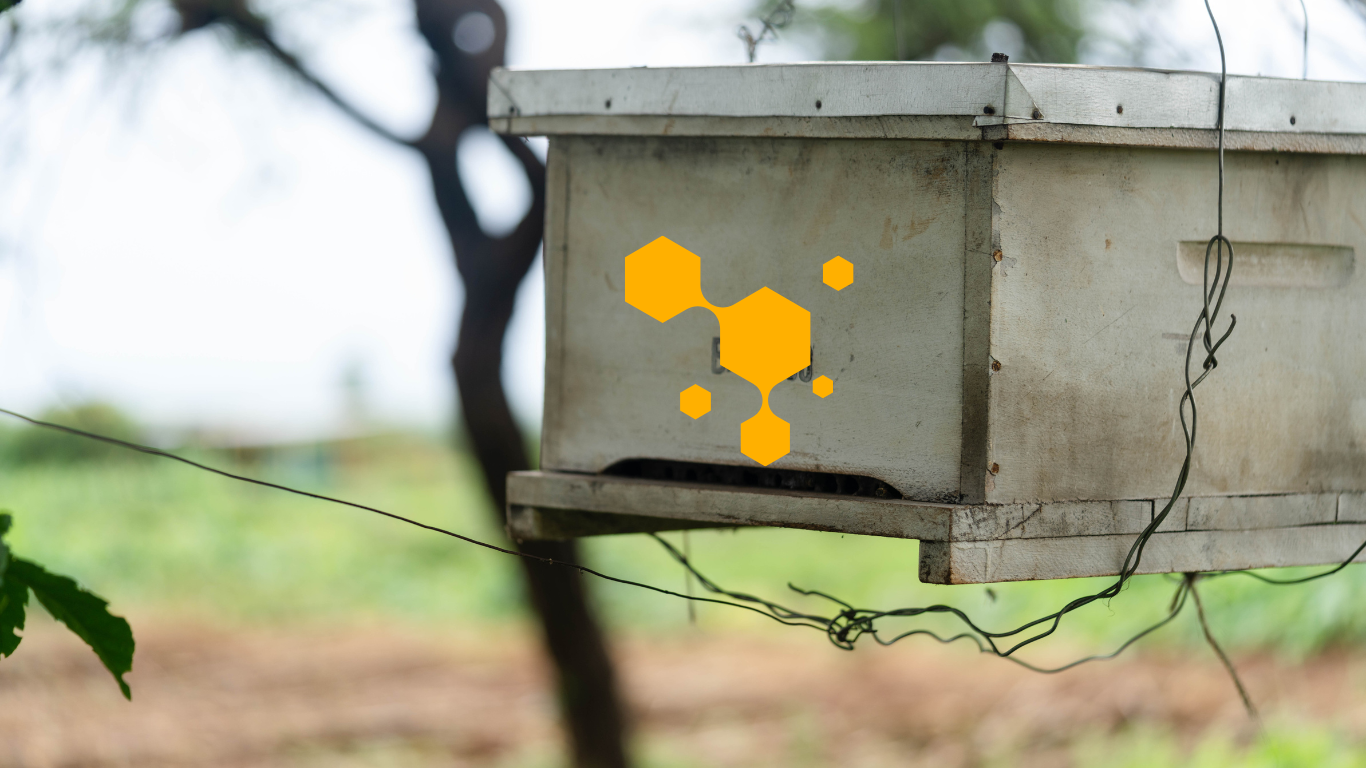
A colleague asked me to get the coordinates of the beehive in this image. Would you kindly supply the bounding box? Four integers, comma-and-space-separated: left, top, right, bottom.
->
493, 62, 1366, 583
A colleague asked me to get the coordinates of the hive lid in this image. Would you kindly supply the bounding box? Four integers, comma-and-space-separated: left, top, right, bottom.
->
488, 62, 1366, 153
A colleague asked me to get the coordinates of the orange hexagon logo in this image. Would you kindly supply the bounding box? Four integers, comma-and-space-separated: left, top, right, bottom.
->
625, 237, 848, 466
679, 385, 711, 419
822, 256, 853, 291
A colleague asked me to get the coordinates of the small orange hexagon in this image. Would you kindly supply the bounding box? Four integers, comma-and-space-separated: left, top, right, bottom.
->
740, 408, 790, 466
625, 237, 707, 322
812, 375, 833, 398
679, 384, 711, 419
823, 256, 853, 291
716, 288, 811, 391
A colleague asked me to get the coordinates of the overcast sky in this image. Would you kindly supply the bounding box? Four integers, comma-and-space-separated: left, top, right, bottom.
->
1, 0, 1363, 442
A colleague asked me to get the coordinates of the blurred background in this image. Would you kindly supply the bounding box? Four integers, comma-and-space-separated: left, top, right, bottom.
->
3, 0, 1366, 766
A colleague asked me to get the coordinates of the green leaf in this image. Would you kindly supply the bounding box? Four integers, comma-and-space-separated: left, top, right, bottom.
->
0, 510, 19, 656
0, 512, 10, 579
6, 558, 134, 699
0, 574, 25, 657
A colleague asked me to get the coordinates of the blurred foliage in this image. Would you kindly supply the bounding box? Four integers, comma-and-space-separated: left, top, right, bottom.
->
0, 402, 146, 466
7, 430, 1366, 660
2, 432, 520, 623
767, 0, 1103, 63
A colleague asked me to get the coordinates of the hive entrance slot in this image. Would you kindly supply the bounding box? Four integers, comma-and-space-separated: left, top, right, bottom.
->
605, 458, 902, 499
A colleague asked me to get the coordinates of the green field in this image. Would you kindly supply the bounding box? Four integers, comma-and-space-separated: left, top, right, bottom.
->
4, 428, 1365, 656
6, 427, 1366, 766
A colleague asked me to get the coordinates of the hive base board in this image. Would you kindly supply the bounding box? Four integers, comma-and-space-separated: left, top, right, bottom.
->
920, 525, 1366, 584
506, 471, 1366, 584
506, 470, 955, 541
507, 506, 734, 541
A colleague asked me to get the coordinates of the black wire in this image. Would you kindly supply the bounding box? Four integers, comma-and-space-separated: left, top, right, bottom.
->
0, 406, 822, 630
649, 532, 1195, 672
0, 402, 1196, 672
11, 393, 1350, 679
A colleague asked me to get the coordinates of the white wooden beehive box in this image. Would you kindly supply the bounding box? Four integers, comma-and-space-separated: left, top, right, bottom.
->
493, 62, 1366, 583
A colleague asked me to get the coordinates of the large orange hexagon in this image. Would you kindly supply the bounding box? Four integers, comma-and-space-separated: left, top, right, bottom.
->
716, 288, 811, 392
624, 237, 707, 322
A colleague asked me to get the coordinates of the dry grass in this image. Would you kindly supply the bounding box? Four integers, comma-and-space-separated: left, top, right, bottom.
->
5, 613, 1366, 768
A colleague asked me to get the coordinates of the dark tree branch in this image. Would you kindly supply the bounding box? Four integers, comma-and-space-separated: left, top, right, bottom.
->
173, 0, 417, 149
167, 1, 632, 765
410, 4, 628, 765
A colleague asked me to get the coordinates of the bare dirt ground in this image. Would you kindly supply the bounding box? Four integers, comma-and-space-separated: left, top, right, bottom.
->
3, 615, 1365, 768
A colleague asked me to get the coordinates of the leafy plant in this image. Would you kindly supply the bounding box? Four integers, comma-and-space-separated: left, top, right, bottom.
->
0, 511, 135, 699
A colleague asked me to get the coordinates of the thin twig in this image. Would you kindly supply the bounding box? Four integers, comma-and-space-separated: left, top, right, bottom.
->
1189, 573, 1259, 719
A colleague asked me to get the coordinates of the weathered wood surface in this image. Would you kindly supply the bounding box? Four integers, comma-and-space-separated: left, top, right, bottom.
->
984, 145, 1366, 503
538, 135, 1365, 504
541, 135, 970, 501
491, 64, 1366, 152
491, 114, 984, 141
493, 115, 1366, 155
1342, 493, 1366, 522
506, 471, 954, 540
1186, 494, 1337, 531
981, 123, 1366, 155
1175, 241, 1355, 288
919, 523, 1366, 584
490, 63, 1003, 121
509, 472, 1366, 583
948, 500, 1151, 541
507, 505, 731, 541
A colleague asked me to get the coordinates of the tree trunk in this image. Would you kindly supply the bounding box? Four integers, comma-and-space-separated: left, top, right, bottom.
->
174, 0, 634, 760
446, 211, 631, 768
415, 2, 632, 766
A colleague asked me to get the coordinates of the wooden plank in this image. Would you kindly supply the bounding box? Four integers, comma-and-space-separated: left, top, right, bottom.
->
919, 523, 1366, 584
1340, 492, 1366, 522
539, 140, 571, 470
489, 63, 1003, 121
490, 115, 981, 141
506, 471, 955, 540
950, 500, 1151, 541
1177, 242, 1356, 289
1004, 65, 1217, 129
513, 472, 1366, 582
495, 116, 1366, 156
958, 142, 994, 504
986, 144, 1366, 503
981, 123, 1366, 155
543, 136, 968, 497
1187, 493, 1337, 531
507, 506, 732, 541
1227, 76, 1366, 134
1154, 497, 1189, 532
490, 64, 1366, 144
